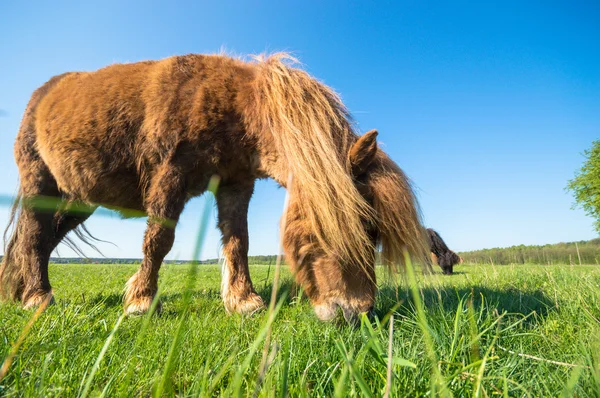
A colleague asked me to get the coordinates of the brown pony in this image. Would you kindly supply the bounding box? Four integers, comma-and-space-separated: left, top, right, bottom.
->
0, 53, 429, 322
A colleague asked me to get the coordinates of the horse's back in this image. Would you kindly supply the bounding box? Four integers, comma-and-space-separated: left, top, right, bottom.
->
30, 61, 156, 205
22, 55, 255, 207
35, 59, 157, 150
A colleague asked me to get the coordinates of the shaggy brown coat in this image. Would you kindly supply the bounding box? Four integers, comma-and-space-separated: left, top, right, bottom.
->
0, 53, 429, 321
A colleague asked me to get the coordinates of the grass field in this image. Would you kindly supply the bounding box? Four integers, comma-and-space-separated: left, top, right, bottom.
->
1, 263, 599, 397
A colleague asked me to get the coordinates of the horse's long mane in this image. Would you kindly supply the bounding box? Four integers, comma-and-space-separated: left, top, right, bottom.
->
370, 154, 430, 269
243, 53, 429, 267
245, 53, 374, 264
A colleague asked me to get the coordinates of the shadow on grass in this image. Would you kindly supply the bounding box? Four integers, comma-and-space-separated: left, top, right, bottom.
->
376, 284, 554, 321
75, 281, 298, 318
256, 277, 553, 319
84, 293, 124, 308
68, 275, 553, 328
255, 278, 296, 303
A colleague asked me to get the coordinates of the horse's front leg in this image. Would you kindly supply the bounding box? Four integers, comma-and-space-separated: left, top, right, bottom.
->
124, 164, 187, 314
216, 181, 265, 315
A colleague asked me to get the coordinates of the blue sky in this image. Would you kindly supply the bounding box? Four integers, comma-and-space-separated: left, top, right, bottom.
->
0, 1, 598, 260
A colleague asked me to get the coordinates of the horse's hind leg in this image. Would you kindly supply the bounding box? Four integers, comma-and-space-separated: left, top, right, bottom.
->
216, 182, 265, 314
8, 167, 60, 308
1, 196, 94, 305
124, 164, 186, 314
18, 206, 56, 308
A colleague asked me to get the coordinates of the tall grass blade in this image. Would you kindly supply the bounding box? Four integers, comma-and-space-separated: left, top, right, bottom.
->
232, 293, 288, 397
560, 362, 584, 397
79, 313, 126, 398
333, 364, 349, 398
0, 294, 52, 382
473, 336, 499, 397
253, 173, 293, 397
403, 251, 450, 397
334, 339, 374, 398
278, 350, 291, 398
121, 284, 165, 392
449, 297, 464, 362
384, 314, 394, 398
153, 176, 220, 397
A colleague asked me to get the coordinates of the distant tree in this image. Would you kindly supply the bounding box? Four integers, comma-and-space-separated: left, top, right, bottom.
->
567, 140, 600, 235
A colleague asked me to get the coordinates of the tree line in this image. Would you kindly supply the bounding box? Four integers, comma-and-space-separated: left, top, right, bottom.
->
458, 238, 600, 265
3, 240, 599, 266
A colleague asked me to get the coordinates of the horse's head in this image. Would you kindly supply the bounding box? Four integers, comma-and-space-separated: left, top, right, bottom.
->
283, 130, 429, 324
438, 251, 462, 275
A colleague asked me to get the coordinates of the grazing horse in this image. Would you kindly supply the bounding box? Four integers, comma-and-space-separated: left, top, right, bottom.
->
427, 228, 461, 275
0, 53, 429, 322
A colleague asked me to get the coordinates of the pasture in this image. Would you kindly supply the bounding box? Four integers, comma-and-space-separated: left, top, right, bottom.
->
1, 262, 599, 396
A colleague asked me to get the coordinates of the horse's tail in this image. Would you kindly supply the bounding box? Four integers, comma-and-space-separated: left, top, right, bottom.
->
245, 53, 374, 265
0, 189, 24, 300
59, 222, 107, 259
369, 154, 431, 271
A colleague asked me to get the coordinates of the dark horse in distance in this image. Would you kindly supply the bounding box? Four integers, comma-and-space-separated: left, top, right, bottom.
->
0, 53, 430, 323
427, 228, 462, 275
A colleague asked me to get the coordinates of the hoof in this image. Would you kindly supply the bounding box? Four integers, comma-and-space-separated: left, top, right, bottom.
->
224, 292, 265, 315
124, 296, 161, 315
23, 292, 54, 310
124, 272, 160, 315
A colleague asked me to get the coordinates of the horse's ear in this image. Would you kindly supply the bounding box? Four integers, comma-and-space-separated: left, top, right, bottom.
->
349, 129, 378, 177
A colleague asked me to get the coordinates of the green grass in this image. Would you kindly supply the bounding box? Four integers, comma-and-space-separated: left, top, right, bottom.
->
1, 263, 599, 396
